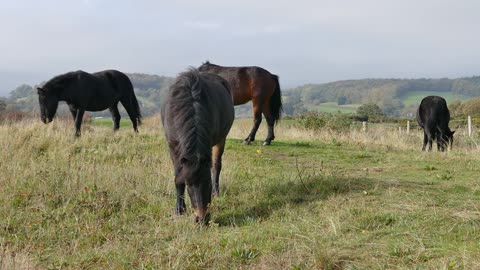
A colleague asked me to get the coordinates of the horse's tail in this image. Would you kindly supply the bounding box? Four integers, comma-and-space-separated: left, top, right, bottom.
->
107, 71, 142, 125
270, 74, 283, 123
128, 81, 142, 125
170, 69, 211, 176
121, 73, 142, 125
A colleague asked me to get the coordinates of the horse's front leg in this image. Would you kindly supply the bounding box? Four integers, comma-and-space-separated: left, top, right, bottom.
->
175, 183, 186, 215
74, 109, 85, 137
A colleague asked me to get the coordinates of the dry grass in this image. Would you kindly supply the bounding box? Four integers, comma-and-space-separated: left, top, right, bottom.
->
0, 116, 479, 269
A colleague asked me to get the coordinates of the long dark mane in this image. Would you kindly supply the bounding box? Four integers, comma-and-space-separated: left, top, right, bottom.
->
170, 69, 212, 177
42, 71, 80, 94
162, 68, 234, 222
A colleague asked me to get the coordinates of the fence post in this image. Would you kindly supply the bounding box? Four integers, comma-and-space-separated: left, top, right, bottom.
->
468, 115, 472, 137
406, 121, 410, 135
398, 127, 402, 134
362, 121, 367, 132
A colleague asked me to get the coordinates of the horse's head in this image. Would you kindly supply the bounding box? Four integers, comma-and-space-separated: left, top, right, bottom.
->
182, 157, 212, 224
445, 129, 455, 150
37, 86, 59, 124
439, 128, 455, 151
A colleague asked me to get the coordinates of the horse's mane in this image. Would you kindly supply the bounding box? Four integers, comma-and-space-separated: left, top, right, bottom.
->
170, 68, 211, 180
43, 71, 82, 93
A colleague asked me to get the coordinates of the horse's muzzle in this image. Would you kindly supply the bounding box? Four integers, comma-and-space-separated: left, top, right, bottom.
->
194, 212, 211, 225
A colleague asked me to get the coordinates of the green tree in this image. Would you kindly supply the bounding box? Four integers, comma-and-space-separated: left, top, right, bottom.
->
356, 103, 384, 120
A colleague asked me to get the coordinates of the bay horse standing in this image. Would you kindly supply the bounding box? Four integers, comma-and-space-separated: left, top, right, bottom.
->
37, 70, 142, 136
198, 61, 282, 145
161, 68, 234, 224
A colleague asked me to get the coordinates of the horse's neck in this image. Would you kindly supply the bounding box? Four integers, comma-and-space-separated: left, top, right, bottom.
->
56, 89, 69, 102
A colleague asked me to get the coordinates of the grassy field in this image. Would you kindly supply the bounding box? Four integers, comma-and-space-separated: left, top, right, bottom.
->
307, 102, 360, 113
401, 91, 471, 107
303, 91, 472, 114
1, 117, 480, 269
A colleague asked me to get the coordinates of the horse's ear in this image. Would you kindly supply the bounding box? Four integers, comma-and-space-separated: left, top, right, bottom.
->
37, 87, 46, 95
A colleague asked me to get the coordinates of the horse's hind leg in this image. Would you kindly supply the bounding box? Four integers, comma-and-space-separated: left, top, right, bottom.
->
422, 132, 428, 151
211, 138, 226, 196
244, 102, 263, 145
263, 105, 275, 146
68, 105, 77, 122
109, 104, 121, 131
119, 98, 139, 133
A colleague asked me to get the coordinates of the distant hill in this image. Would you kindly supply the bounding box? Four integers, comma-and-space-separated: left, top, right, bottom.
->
5, 74, 480, 118
283, 77, 480, 117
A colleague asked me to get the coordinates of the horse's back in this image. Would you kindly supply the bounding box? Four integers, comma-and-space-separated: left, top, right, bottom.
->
201, 72, 234, 138
417, 96, 450, 129
162, 70, 234, 146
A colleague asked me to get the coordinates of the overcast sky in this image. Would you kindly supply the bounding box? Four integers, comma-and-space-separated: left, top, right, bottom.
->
1, 0, 480, 96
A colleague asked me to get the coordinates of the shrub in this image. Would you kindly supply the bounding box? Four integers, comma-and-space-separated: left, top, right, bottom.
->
295, 112, 352, 132
356, 103, 385, 121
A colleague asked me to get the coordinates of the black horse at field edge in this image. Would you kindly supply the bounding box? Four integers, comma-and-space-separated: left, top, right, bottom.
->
198, 61, 282, 145
416, 96, 455, 151
161, 68, 234, 224
37, 70, 142, 136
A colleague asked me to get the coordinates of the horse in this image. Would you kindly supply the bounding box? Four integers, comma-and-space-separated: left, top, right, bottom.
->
416, 96, 455, 151
37, 70, 142, 136
161, 68, 234, 224
198, 61, 282, 145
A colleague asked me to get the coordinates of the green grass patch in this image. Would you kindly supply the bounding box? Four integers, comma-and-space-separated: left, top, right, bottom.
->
306, 102, 360, 113
0, 119, 479, 269
92, 118, 131, 128
401, 91, 471, 107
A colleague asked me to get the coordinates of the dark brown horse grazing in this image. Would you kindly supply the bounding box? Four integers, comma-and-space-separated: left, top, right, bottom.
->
198, 61, 282, 145
161, 68, 234, 224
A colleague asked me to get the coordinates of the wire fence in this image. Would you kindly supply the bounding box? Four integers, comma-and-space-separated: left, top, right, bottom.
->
352, 116, 480, 137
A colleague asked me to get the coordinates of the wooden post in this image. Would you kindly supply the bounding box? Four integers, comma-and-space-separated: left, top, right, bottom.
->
398, 127, 402, 134
362, 121, 367, 132
468, 115, 472, 137
406, 121, 410, 135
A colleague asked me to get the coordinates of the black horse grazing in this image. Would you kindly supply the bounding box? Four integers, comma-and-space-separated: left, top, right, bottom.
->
198, 61, 282, 145
161, 69, 234, 224
37, 70, 142, 136
416, 96, 455, 151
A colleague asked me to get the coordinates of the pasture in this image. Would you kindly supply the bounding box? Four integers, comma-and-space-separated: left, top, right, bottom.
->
401, 91, 470, 107
1, 117, 480, 269
307, 102, 360, 114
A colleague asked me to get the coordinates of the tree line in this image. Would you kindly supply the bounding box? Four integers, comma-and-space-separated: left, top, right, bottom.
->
3, 74, 480, 119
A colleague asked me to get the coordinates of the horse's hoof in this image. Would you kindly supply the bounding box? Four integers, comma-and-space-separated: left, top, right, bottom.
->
242, 140, 251, 145
263, 141, 271, 146
175, 207, 186, 215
